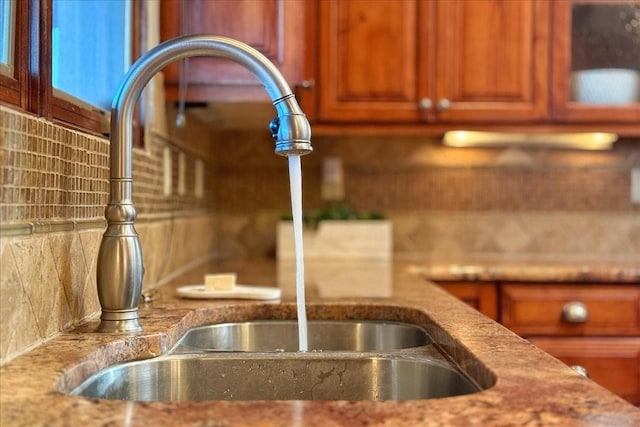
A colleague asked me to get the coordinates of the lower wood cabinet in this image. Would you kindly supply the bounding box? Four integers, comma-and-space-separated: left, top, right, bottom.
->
500, 283, 640, 337
434, 280, 640, 405
528, 337, 640, 405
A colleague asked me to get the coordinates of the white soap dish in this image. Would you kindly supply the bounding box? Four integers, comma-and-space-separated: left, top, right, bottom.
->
176, 284, 281, 300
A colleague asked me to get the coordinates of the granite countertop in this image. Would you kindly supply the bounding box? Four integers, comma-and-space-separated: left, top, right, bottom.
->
405, 256, 640, 283
1, 258, 639, 427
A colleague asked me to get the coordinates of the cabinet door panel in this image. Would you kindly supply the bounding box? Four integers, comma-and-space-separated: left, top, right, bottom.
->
529, 337, 640, 405
315, 0, 427, 122
551, 1, 640, 123
161, 0, 304, 101
435, 0, 549, 122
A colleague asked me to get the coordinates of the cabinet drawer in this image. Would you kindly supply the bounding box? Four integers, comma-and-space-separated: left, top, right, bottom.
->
529, 337, 640, 405
501, 284, 640, 336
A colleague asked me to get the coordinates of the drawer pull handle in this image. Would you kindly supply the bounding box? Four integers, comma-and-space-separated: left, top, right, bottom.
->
570, 365, 590, 378
561, 301, 589, 323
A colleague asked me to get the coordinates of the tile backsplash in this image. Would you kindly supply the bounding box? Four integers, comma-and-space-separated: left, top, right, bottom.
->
1, 103, 639, 363
208, 127, 640, 259
0, 111, 109, 221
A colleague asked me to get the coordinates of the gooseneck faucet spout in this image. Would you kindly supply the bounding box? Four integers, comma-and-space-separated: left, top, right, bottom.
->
96, 35, 312, 333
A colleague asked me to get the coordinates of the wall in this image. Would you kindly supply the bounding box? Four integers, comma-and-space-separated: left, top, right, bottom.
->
0, 2, 221, 365
0, 99, 219, 364
2, 98, 639, 364
209, 127, 640, 262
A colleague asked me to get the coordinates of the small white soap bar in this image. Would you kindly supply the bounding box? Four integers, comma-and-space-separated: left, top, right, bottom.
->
204, 273, 236, 291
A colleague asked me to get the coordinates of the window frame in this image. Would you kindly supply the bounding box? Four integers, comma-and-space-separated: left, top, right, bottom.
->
0, 0, 145, 137
0, 0, 28, 109
0, 0, 17, 78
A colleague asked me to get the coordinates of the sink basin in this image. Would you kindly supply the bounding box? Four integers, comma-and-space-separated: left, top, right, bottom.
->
171, 320, 431, 353
70, 353, 480, 401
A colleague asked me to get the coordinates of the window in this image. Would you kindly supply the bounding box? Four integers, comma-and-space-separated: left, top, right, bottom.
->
0, 0, 25, 107
0, 0, 143, 136
52, 0, 132, 111
0, 0, 15, 77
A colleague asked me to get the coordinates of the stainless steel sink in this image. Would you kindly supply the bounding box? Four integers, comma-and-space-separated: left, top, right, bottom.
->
70, 353, 480, 401
171, 320, 431, 353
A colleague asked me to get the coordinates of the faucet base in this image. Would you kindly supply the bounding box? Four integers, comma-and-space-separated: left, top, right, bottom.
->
98, 310, 142, 333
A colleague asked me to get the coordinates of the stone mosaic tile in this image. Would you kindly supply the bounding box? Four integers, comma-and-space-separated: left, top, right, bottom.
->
0, 106, 213, 223
0, 237, 41, 360
395, 212, 640, 258
215, 213, 253, 258
493, 218, 533, 253
137, 222, 163, 289
77, 230, 103, 320
39, 236, 73, 335
48, 232, 87, 324
10, 236, 70, 340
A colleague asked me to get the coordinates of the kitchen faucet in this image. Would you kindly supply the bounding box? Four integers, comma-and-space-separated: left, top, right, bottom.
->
96, 35, 313, 333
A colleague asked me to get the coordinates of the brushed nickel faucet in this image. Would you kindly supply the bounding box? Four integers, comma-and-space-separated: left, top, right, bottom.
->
96, 35, 313, 333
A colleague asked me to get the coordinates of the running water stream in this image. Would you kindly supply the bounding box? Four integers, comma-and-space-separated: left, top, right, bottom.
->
287, 155, 308, 351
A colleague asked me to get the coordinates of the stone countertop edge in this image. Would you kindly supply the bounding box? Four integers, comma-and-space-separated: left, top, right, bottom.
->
406, 258, 640, 283
0, 260, 639, 427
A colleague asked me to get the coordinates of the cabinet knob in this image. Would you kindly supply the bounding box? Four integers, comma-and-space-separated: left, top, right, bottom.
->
561, 301, 589, 323
570, 365, 590, 378
298, 79, 315, 89
436, 98, 451, 111
418, 98, 433, 110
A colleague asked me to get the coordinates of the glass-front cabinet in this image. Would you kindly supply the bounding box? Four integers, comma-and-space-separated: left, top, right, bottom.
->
552, 1, 640, 123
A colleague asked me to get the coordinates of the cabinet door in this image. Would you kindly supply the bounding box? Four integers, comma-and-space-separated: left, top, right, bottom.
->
434, 0, 549, 122
160, 0, 305, 102
529, 337, 640, 405
313, 0, 429, 122
551, 1, 640, 124
312, 0, 549, 124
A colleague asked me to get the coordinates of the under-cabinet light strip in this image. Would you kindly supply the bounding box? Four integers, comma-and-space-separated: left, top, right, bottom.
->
443, 131, 618, 150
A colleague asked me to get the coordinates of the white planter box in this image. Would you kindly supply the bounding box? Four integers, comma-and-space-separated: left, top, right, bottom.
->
277, 220, 392, 260
277, 259, 392, 298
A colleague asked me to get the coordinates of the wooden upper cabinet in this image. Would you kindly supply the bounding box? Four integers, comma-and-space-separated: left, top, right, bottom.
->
314, 0, 425, 122
160, 0, 305, 102
311, 0, 549, 124
434, 0, 549, 123
551, 1, 640, 124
